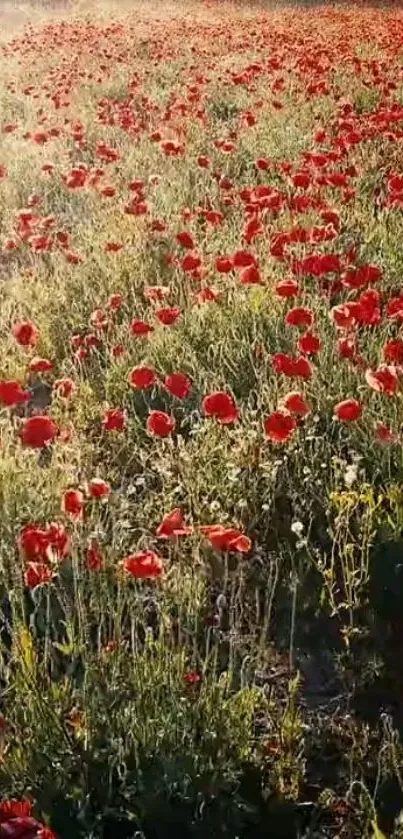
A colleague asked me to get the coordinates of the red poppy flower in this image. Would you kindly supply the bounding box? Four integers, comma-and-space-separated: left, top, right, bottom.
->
45, 523, 70, 560
19, 415, 58, 448
24, 562, 52, 589
29, 357, 53, 373
337, 336, 356, 360
156, 508, 193, 538
0, 801, 31, 823
155, 307, 181, 326
12, 321, 38, 347
111, 344, 125, 359
163, 372, 191, 399
184, 671, 200, 685
161, 139, 183, 156
86, 541, 103, 570
84, 334, 99, 349
202, 391, 238, 424
285, 307, 314, 328
292, 171, 311, 189
331, 303, 357, 329
365, 365, 399, 396
215, 256, 233, 273
233, 250, 256, 268
200, 525, 251, 553
176, 231, 194, 249
181, 252, 201, 272
128, 178, 144, 192
121, 550, 163, 578
334, 399, 362, 421
53, 378, 75, 399
99, 185, 116, 198
239, 265, 262, 284
271, 353, 312, 379
62, 489, 83, 519
102, 407, 126, 431
386, 292, 403, 320
2, 239, 17, 251
104, 241, 123, 253
56, 222, 71, 244
106, 293, 123, 310
87, 478, 110, 498
194, 286, 220, 304
89, 309, 109, 331
292, 356, 313, 379
0, 380, 29, 407
343, 264, 381, 289
129, 319, 154, 336
297, 332, 321, 355
18, 524, 49, 562
29, 235, 53, 253
146, 410, 175, 437
355, 289, 381, 326
275, 278, 299, 298
150, 219, 167, 233
128, 366, 157, 389
281, 391, 311, 416
143, 285, 170, 302
264, 411, 296, 442
375, 421, 397, 443
383, 338, 403, 364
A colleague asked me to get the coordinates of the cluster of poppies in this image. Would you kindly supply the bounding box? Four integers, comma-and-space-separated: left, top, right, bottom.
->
2, 2, 403, 831
0, 4, 402, 596
18, 503, 251, 587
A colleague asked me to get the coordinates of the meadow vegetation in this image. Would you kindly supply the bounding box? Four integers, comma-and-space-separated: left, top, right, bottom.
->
1, 1, 403, 836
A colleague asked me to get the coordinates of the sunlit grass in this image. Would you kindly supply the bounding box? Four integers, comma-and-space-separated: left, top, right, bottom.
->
1, 1, 403, 837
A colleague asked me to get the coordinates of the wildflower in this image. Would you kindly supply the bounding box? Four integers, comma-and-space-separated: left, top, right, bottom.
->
200, 525, 251, 552
102, 407, 126, 431
264, 411, 296, 442
163, 372, 191, 399
0, 380, 29, 407
53, 378, 75, 399
19, 415, 58, 447
297, 332, 321, 355
281, 391, 311, 416
129, 366, 157, 389
375, 421, 397, 443
202, 391, 238, 424
86, 541, 103, 570
12, 320, 38, 347
121, 550, 163, 578
87, 478, 110, 498
285, 307, 314, 328
184, 671, 200, 685
24, 562, 52, 588
62, 489, 83, 519
129, 319, 154, 336
146, 410, 175, 437
365, 365, 399, 396
334, 399, 362, 421
156, 508, 193, 538
29, 357, 53, 373
155, 307, 182, 325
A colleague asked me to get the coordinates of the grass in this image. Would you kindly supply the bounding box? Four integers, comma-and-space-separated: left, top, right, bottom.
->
1, 0, 403, 836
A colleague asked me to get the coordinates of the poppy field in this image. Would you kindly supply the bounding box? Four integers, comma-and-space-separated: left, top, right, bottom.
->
2, 0, 403, 835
